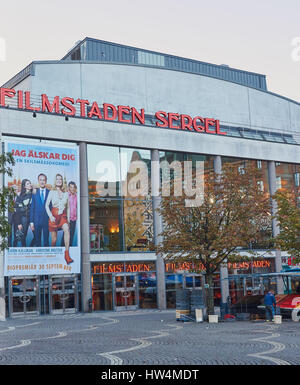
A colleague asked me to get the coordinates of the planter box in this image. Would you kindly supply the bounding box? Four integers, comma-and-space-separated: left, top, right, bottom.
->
208, 314, 218, 323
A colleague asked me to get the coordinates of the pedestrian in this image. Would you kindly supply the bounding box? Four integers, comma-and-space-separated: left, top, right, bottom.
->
264, 290, 276, 322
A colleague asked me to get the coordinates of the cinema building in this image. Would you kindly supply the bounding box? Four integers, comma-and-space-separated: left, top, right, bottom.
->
0, 37, 300, 319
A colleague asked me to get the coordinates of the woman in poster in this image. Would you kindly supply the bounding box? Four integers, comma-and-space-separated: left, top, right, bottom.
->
45, 173, 73, 265
13, 179, 33, 247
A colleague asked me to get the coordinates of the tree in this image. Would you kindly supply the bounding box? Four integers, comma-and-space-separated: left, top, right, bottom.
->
0, 152, 16, 250
273, 190, 300, 264
156, 162, 271, 315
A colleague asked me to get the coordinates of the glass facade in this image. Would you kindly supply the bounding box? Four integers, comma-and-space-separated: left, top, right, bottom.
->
4, 136, 300, 315
88, 144, 153, 252
221, 157, 273, 249
275, 162, 300, 206
91, 261, 157, 311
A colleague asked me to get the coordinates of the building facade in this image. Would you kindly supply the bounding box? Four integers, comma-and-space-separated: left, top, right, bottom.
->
0, 38, 300, 318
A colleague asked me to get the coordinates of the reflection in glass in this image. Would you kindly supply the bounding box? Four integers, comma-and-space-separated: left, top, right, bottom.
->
159, 151, 214, 199
222, 157, 272, 249
92, 275, 113, 311
120, 148, 151, 198
89, 199, 123, 252
123, 199, 153, 251
139, 273, 157, 309
166, 274, 183, 308
275, 162, 300, 206
88, 144, 121, 198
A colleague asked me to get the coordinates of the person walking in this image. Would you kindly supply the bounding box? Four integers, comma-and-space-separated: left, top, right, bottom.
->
264, 290, 276, 322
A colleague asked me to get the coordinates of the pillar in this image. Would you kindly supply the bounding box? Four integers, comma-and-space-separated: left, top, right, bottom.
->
0, 140, 6, 319
214, 156, 230, 305
79, 142, 92, 312
151, 149, 166, 310
267, 160, 284, 294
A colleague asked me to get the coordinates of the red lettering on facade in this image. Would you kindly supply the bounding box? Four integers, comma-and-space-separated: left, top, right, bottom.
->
0, 88, 16, 106
25, 91, 41, 112
216, 119, 226, 135
118, 105, 131, 123
76, 99, 90, 117
168, 113, 180, 129
88, 101, 103, 119
155, 111, 168, 127
17, 90, 23, 109
204, 118, 216, 134
0, 88, 229, 138
103, 103, 117, 121
61, 97, 76, 116
42, 94, 60, 114
192, 116, 205, 132
131, 107, 145, 125
180, 114, 193, 131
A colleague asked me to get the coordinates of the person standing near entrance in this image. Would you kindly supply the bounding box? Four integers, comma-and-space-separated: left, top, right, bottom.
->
30, 173, 50, 247
264, 290, 276, 322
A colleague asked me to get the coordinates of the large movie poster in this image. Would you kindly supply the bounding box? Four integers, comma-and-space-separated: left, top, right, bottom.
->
4, 141, 80, 276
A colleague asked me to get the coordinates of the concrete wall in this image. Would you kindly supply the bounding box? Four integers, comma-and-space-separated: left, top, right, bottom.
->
17, 61, 300, 135
0, 107, 299, 164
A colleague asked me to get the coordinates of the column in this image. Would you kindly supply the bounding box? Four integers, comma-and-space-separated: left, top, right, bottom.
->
0, 140, 6, 319
151, 149, 166, 310
214, 156, 230, 305
79, 142, 92, 312
267, 161, 284, 294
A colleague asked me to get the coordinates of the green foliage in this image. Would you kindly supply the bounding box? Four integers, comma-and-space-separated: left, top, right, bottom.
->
273, 190, 300, 263
156, 162, 271, 314
0, 152, 16, 250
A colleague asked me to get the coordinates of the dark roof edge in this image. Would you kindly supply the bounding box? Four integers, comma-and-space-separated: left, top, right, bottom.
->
62, 37, 267, 78
1, 60, 299, 107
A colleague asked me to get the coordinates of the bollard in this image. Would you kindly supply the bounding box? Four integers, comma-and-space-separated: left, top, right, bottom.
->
195, 308, 203, 323
208, 314, 218, 323
88, 298, 93, 313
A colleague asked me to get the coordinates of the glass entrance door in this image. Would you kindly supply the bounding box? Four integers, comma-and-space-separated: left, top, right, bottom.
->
10, 277, 40, 316
114, 274, 138, 311
50, 275, 78, 314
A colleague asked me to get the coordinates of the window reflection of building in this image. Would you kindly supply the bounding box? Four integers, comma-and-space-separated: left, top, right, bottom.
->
275, 162, 300, 206
88, 144, 153, 252
89, 199, 122, 252
222, 157, 272, 249
91, 262, 157, 310
123, 199, 153, 251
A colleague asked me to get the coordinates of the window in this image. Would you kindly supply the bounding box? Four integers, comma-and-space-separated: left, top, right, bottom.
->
257, 160, 262, 169
276, 176, 282, 190
138, 51, 165, 67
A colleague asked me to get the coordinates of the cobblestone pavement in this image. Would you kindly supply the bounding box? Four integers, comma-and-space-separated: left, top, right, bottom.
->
0, 310, 299, 365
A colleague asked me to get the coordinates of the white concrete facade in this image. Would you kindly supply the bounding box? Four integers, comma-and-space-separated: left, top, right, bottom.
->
1, 59, 300, 316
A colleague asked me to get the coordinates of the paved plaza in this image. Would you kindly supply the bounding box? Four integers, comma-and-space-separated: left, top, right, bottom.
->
0, 310, 299, 366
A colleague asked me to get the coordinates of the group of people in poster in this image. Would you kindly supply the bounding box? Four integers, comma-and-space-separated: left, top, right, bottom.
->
9, 173, 78, 265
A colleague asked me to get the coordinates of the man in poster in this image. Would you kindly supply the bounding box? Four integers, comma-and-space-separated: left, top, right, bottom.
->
30, 173, 50, 247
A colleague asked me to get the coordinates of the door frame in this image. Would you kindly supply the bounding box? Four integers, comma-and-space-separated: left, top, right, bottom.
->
9, 276, 40, 317
113, 273, 139, 311
49, 274, 78, 315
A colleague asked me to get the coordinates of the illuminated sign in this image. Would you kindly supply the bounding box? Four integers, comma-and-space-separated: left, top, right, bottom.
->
92, 262, 155, 274
0, 88, 226, 136
165, 260, 272, 273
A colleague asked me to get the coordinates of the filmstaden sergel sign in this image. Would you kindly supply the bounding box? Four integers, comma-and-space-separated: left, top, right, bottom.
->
0, 87, 226, 135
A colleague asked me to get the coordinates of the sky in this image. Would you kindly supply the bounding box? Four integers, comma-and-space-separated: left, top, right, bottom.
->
0, 0, 299, 102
